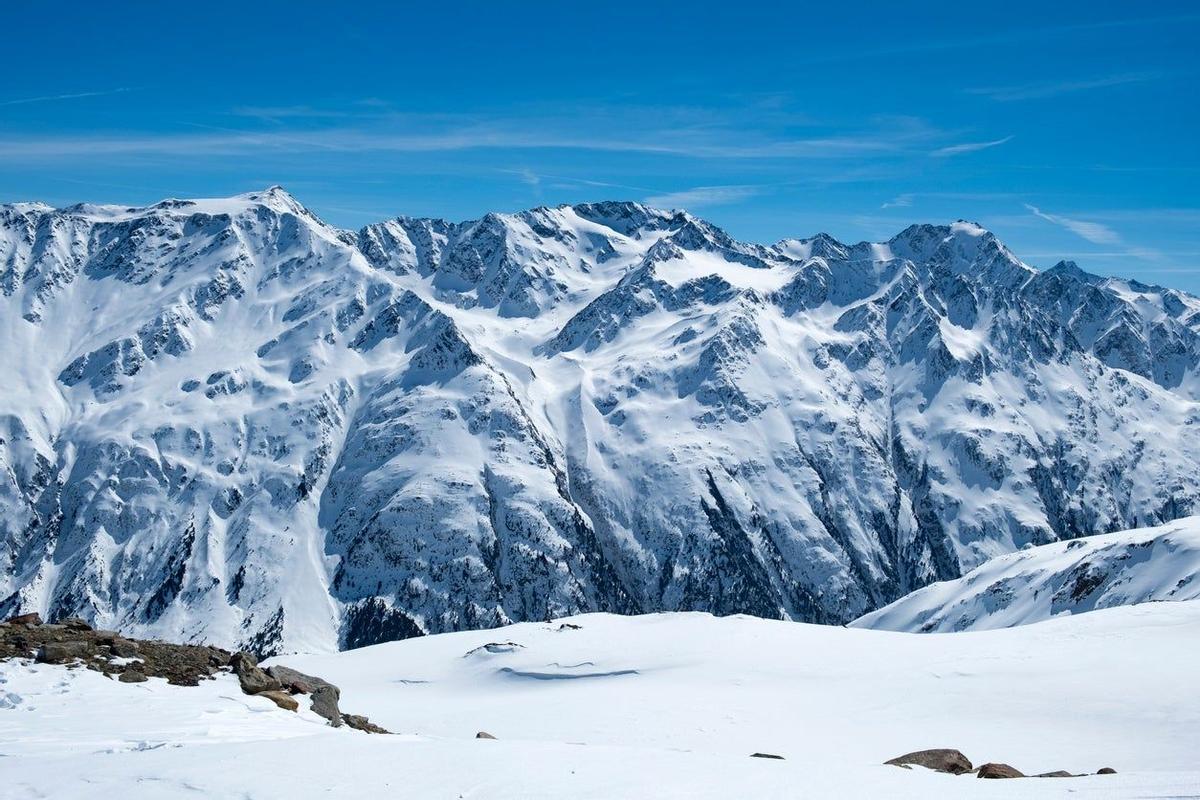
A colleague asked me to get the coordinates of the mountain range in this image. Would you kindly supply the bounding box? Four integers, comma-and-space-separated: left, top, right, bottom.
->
2, 187, 1199, 654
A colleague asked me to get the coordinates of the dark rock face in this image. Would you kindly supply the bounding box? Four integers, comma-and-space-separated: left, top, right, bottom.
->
343, 714, 390, 734
977, 763, 1025, 779
1097, 767, 1118, 775
885, 749, 973, 775
475, 731, 497, 740
750, 752, 785, 760
266, 665, 335, 695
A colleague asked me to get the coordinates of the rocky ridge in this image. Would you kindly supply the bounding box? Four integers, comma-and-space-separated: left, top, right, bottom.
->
2, 189, 1200, 653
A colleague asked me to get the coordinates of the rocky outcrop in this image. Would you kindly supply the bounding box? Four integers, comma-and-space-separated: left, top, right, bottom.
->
977, 763, 1024, 779
884, 749, 972, 774
0, 616, 389, 732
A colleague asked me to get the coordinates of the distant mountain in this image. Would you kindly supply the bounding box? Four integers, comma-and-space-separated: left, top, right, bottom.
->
3, 188, 1200, 654
851, 516, 1200, 632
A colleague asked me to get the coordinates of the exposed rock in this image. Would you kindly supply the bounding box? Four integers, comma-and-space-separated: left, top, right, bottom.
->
231, 651, 281, 695
266, 665, 335, 695
750, 753, 785, 760
109, 638, 140, 659
5, 612, 42, 626
1035, 771, 1075, 778
977, 763, 1024, 779
36, 640, 93, 664
475, 731, 497, 740
1097, 767, 1118, 774
59, 617, 92, 632
343, 714, 390, 734
258, 690, 299, 711
885, 749, 973, 775
118, 670, 148, 683
310, 685, 343, 727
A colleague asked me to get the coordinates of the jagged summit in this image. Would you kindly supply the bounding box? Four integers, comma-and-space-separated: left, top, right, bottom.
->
2, 188, 1200, 655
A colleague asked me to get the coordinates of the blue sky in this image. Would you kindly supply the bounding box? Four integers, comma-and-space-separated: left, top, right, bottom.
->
3, 2, 1198, 289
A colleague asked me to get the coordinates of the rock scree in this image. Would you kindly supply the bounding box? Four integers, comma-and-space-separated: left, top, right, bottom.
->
1, 612, 389, 733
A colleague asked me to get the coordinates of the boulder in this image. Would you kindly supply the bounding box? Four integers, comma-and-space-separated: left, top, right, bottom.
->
885, 749, 973, 775
475, 731, 497, 740
310, 685, 343, 727
230, 651, 281, 695
266, 665, 335, 695
750, 753, 785, 760
343, 714, 390, 734
1097, 767, 1117, 775
1035, 771, 1074, 778
109, 638, 140, 659
60, 617, 92, 632
977, 763, 1024, 779
5, 612, 42, 626
119, 670, 148, 683
36, 640, 93, 664
258, 690, 300, 711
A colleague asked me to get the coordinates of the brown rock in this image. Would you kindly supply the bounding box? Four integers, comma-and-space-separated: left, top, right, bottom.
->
266, 665, 335, 696
476, 731, 497, 740
1035, 771, 1074, 778
5, 612, 42, 626
59, 617, 92, 632
343, 714, 390, 734
977, 763, 1024, 779
230, 651, 281, 695
885, 749, 973, 775
119, 670, 148, 683
36, 640, 94, 664
1097, 767, 1117, 775
258, 690, 300, 711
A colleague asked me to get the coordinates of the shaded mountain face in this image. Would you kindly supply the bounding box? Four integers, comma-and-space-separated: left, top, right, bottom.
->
2, 188, 1199, 653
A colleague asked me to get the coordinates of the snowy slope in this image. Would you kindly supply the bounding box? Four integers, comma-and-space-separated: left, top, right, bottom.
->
852, 516, 1200, 632
3, 189, 1200, 653
3, 605, 1200, 799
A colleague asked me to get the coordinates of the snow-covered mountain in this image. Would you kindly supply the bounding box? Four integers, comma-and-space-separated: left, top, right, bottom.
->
852, 516, 1200, 632
3, 187, 1200, 653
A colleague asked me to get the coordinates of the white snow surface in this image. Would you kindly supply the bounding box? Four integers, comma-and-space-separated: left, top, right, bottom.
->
4, 190, 1200, 654
2, 604, 1199, 798
853, 515, 1200, 632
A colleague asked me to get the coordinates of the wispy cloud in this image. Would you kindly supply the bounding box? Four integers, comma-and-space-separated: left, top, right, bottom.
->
0, 120, 933, 162
0, 87, 136, 107
644, 185, 760, 209
1025, 203, 1121, 245
931, 136, 1013, 158
231, 105, 349, 123
881, 193, 914, 209
966, 72, 1160, 102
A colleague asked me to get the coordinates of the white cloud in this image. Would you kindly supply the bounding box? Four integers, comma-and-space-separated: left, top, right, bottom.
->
0, 87, 136, 107
1024, 204, 1121, 245
966, 72, 1158, 102
881, 193, 914, 209
931, 136, 1014, 158
643, 185, 759, 209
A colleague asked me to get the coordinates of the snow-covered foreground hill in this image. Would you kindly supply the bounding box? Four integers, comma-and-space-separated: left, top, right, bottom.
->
5, 188, 1200, 653
854, 515, 1200, 632
3, 605, 1198, 799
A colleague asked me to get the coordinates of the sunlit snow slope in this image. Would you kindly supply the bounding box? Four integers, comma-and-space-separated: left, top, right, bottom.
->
3, 606, 1199, 799
853, 515, 1200, 631
4, 188, 1200, 653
